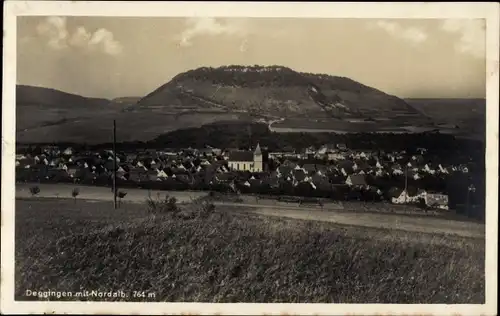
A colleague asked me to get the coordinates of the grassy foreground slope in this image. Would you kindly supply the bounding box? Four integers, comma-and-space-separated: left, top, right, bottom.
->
15, 199, 484, 303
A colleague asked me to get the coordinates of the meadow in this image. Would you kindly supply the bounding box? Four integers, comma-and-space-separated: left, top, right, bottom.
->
15, 197, 485, 303
16, 110, 242, 144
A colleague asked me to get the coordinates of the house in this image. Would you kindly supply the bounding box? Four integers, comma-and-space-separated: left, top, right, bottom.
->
175, 173, 193, 185
422, 192, 449, 210
423, 164, 436, 175
63, 147, 73, 156
215, 172, 237, 184
355, 161, 370, 172
416, 148, 427, 155
66, 166, 79, 178
302, 164, 317, 174
126, 153, 138, 162
345, 174, 367, 187
147, 170, 160, 181
282, 160, 298, 169
277, 165, 294, 177
438, 164, 449, 174
315, 164, 329, 175
375, 169, 386, 177
17, 158, 35, 169
327, 152, 345, 161
337, 160, 354, 174
128, 168, 148, 182
311, 174, 331, 190
117, 165, 130, 173
211, 148, 222, 156
45, 168, 69, 181
227, 143, 264, 172
392, 164, 404, 176
459, 165, 469, 173
292, 169, 307, 182
389, 187, 419, 204
316, 144, 334, 154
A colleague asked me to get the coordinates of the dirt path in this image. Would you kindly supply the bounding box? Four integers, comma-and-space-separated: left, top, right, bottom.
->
16, 183, 208, 203
15, 183, 485, 239
238, 206, 484, 238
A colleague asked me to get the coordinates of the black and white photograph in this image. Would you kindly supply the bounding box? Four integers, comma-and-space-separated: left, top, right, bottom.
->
1, 2, 498, 315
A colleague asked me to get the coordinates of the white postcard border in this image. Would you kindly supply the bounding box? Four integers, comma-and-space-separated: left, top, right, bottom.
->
2, 1, 498, 315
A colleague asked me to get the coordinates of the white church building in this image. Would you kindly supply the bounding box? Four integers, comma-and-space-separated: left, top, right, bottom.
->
227, 143, 264, 172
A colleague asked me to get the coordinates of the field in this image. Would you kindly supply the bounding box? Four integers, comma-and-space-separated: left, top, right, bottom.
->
271, 118, 446, 134
16, 110, 243, 144
15, 183, 486, 238
14, 197, 485, 303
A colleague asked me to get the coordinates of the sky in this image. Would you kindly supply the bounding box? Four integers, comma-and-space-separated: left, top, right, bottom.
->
17, 16, 486, 99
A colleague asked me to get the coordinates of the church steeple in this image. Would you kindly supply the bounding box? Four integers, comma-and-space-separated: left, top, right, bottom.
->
254, 142, 262, 156
252, 142, 263, 172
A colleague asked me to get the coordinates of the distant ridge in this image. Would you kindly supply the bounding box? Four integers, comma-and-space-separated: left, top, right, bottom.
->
16, 84, 110, 108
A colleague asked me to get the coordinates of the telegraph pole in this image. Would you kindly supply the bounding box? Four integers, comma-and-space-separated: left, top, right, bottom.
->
404, 165, 408, 203
113, 120, 117, 210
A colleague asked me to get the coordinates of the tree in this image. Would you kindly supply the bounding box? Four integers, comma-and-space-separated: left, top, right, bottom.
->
29, 186, 40, 197
117, 191, 127, 208
71, 188, 80, 204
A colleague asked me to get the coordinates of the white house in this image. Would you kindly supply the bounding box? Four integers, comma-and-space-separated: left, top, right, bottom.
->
157, 169, 168, 178
328, 152, 345, 161
352, 163, 358, 171
375, 169, 385, 177
393, 168, 404, 176
424, 164, 436, 175
345, 174, 367, 187
63, 147, 73, 156
391, 189, 418, 204
422, 192, 449, 210
438, 164, 449, 174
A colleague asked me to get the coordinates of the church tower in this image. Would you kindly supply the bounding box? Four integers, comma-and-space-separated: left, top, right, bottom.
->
253, 142, 263, 172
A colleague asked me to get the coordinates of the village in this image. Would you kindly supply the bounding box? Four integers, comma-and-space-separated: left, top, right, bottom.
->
14, 141, 481, 212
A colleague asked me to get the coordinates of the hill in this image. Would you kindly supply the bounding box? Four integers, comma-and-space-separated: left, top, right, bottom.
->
16, 85, 115, 133
16, 85, 110, 109
137, 65, 422, 120
111, 96, 142, 106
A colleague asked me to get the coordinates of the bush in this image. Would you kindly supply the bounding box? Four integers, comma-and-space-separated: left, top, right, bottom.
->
197, 200, 216, 219
71, 188, 80, 204
146, 194, 179, 215
29, 186, 40, 197
117, 191, 127, 208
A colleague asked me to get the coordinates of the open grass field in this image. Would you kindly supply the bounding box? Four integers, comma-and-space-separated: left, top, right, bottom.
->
15, 183, 485, 238
14, 198, 485, 303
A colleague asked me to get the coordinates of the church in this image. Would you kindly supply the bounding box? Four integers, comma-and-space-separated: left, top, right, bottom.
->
227, 143, 264, 172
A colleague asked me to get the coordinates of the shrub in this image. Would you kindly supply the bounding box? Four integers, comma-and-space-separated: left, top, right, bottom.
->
146, 194, 179, 215
71, 188, 80, 204
197, 200, 216, 219
29, 186, 40, 197
117, 191, 127, 208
